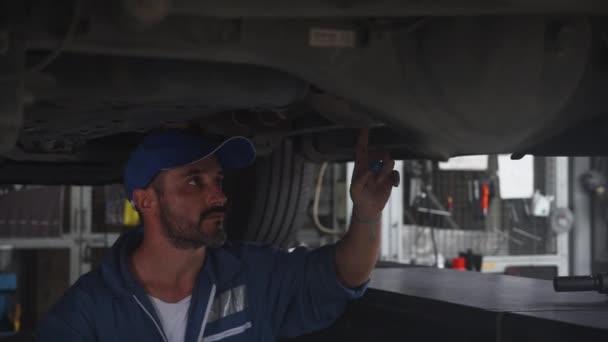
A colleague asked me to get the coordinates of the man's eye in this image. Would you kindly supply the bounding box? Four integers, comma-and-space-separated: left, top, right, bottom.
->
188, 178, 200, 186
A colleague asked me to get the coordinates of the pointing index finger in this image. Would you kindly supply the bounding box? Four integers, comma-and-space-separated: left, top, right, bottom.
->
354, 128, 370, 177
357, 128, 369, 152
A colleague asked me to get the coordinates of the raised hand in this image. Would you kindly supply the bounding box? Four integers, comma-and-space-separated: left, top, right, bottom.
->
349, 128, 398, 222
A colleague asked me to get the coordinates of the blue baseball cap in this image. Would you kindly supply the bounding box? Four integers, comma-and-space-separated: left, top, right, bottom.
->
124, 130, 256, 201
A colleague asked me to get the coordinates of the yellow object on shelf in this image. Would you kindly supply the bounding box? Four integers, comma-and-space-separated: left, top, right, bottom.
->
123, 200, 141, 226
9, 303, 21, 333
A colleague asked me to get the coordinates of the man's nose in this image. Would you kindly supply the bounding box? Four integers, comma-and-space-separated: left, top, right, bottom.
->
208, 185, 227, 207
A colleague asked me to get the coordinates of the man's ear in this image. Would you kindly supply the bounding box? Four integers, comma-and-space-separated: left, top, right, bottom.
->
132, 188, 155, 214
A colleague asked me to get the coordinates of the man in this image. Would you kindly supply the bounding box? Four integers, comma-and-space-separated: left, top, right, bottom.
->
37, 128, 397, 341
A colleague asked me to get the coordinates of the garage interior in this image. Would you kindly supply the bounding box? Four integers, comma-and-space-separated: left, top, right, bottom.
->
1, 1, 608, 340
0, 154, 606, 340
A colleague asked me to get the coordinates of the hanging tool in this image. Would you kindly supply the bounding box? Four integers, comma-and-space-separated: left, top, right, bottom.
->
481, 183, 490, 217
510, 203, 519, 223
473, 179, 481, 218
424, 187, 461, 230
416, 207, 451, 216
512, 227, 542, 242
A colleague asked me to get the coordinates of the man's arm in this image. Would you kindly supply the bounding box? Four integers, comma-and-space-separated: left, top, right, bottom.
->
259, 129, 396, 338
335, 128, 397, 288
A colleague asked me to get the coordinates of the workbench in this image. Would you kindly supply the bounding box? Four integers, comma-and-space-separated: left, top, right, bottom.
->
286, 267, 608, 342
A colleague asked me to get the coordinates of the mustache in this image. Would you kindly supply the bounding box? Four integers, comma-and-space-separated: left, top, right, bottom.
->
199, 206, 227, 221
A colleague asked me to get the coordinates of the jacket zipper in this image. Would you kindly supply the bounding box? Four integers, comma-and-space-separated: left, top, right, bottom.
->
202, 322, 252, 342
133, 294, 168, 342
197, 284, 217, 342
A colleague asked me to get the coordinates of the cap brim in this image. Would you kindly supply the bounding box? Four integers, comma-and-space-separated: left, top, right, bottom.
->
170, 136, 256, 171
215, 136, 257, 169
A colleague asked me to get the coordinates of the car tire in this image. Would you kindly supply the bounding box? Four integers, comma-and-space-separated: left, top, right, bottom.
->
224, 139, 314, 248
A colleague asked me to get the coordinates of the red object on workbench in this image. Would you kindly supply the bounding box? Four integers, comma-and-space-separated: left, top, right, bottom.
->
452, 257, 466, 271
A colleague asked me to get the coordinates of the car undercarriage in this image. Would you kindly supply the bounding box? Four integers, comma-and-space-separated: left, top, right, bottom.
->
2, 0, 608, 185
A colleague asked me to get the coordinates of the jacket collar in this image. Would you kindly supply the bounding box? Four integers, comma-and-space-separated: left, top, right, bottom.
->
203, 241, 244, 286
101, 226, 245, 298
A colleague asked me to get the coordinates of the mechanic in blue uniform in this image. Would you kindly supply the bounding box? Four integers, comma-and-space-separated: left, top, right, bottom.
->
37, 128, 397, 342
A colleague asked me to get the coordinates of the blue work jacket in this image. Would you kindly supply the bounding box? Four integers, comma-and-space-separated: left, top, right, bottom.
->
37, 227, 367, 341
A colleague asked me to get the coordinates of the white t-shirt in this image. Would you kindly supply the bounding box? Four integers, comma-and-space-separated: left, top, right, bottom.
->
148, 295, 191, 342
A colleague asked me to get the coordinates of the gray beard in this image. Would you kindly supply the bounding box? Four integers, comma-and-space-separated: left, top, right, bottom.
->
158, 202, 227, 250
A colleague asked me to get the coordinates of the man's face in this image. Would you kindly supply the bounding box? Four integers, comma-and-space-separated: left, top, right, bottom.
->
152, 155, 227, 249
